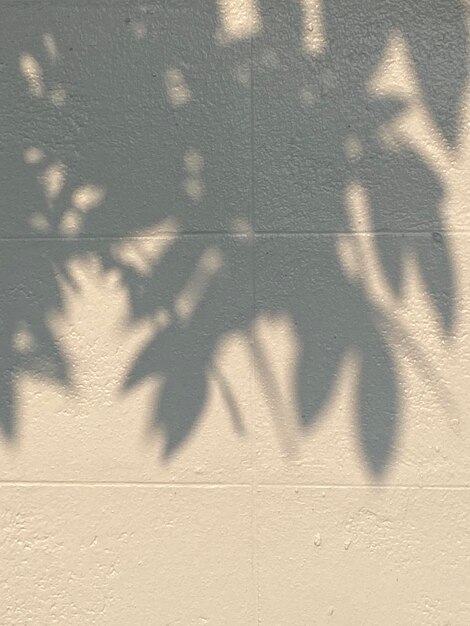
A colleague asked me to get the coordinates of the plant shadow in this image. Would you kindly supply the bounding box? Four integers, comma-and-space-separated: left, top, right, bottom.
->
0, 0, 467, 475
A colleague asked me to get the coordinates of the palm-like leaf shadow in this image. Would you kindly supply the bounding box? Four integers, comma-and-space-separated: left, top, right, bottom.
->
0, 0, 467, 475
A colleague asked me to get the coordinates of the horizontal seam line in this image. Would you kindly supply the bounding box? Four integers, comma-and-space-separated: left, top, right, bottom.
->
0, 481, 251, 487
0, 231, 464, 242
0, 482, 469, 489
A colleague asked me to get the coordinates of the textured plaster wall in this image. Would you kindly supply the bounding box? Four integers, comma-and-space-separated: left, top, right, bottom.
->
1, 0, 470, 624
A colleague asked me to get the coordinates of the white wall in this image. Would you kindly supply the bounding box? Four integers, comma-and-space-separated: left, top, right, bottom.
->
1, 0, 470, 623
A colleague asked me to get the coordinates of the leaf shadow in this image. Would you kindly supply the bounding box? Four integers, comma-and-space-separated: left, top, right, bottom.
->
0, 0, 467, 476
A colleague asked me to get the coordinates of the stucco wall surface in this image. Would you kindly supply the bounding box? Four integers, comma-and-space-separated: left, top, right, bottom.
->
1, 0, 470, 623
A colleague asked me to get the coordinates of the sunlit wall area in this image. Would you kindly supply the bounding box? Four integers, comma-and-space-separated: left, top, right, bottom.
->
1, 0, 470, 623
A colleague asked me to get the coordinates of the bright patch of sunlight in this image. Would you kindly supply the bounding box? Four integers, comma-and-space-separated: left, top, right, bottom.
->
164, 68, 192, 108
19, 53, 44, 97
59, 185, 106, 236
52, 256, 156, 402
184, 149, 204, 174
13, 324, 36, 354
252, 313, 364, 466
50, 87, 66, 107
153, 308, 172, 333
174, 246, 223, 323
184, 179, 205, 202
216, 0, 261, 44
230, 218, 252, 236
369, 31, 418, 102
20, 33, 69, 107
340, 181, 452, 397
369, 31, 452, 171
335, 237, 361, 282
40, 161, 66, 202
183, 148, 205, 202
111, 218, 180, 276
23, 146, 45, 164
59, 212, 82, 236
42, 33, 58, 62
341, 181, 401, 309
72, 185, 106, 212
28, 213, 50, 234
301, 0, 326, 56
253, 314, 301, 457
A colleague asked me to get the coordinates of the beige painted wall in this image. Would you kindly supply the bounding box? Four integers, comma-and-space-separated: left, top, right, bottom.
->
1, 0, 470, 623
